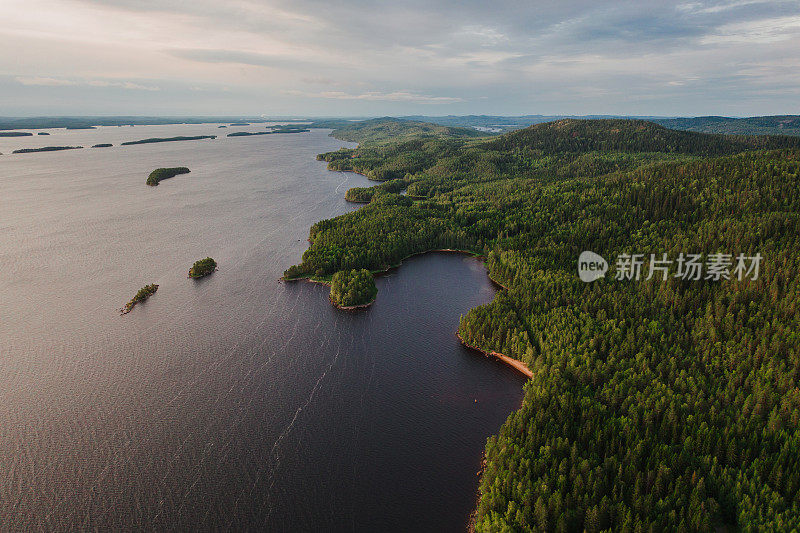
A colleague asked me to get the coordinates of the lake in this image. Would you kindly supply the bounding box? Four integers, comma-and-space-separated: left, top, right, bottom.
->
0, 124, 525, 531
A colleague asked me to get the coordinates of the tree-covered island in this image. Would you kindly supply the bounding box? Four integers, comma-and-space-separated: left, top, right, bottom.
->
188, 257, 217, 278
146, 167, 190, 186
120, 284, 158, 315
227, 131, 271, 137
226, 126, 310, 138
12, 146, 83, 153
121, 135, 215, 146
329, 269, 377, 309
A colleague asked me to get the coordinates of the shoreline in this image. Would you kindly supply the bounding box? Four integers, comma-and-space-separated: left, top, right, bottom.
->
282, 248, 483, 285
283, 275, 375, 310
457, 333, 533, 379
467, 453, 486, 533
283, 247, 531, 378
295, 152, 526, 528
330, 296, 375, 310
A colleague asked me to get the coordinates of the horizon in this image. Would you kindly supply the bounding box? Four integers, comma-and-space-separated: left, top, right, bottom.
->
0, 113, 789, 120
2, 0, 800, 116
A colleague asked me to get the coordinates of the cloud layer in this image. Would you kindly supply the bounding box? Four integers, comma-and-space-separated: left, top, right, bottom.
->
1, 0, 799, 115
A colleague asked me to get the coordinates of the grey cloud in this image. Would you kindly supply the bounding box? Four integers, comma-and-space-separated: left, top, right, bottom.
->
75, 0, 800, 57
9, 0, 800, 115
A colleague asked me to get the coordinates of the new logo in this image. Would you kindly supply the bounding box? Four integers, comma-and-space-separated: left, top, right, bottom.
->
578, 251, 608, 282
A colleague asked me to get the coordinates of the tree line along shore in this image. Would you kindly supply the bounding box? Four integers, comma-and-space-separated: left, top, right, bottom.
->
284, 117, 800, 531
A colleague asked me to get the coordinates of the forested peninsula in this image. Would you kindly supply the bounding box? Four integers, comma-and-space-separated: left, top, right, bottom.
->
287, 117, 800, 531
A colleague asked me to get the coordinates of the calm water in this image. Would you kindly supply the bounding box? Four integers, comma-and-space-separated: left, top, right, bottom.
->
0, 125, 525, 531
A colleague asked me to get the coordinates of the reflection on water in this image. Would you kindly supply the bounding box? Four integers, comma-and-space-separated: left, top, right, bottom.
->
0, 125, 524, 531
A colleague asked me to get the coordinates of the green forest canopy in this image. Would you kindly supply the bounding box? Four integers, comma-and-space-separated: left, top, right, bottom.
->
122, 283, 158, 313
329, 268, 377, 308
287, 117, 800, 531
188, 257, 217, 278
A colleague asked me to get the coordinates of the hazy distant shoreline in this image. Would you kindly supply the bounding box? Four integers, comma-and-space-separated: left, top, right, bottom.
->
3, 114, 800, 137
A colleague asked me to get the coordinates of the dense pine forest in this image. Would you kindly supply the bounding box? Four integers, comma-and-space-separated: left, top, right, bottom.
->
287, 118, 800, 531
329, 268, 377, 308
654, 116, 800, 137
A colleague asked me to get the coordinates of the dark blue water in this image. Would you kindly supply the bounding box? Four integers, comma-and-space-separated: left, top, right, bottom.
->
0, 125, 525, 531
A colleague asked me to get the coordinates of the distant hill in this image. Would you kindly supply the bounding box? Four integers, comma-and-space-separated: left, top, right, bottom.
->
400, 115, 551, 131
400, 114, 800, 137
325, 117, 484, 144
653, 115, 800, 136
401, 114, 671, 133
486, 118, 800, 155
6, 114, 799, 137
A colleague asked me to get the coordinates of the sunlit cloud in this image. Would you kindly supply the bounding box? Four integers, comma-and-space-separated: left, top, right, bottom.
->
15, 76, 76, 87
700, 15, 800, 43
15, 76, 160, 90
285, 90, 464, 104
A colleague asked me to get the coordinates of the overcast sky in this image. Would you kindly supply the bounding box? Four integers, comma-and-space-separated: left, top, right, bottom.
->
1, 0, 799, 116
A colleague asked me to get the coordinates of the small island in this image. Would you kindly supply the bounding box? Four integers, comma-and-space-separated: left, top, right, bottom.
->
12, 146, 83, 153
329, 269, 377, 309
227, 127, 310, 138
121, 135, 216, 146
38, 132, 50, 135
0, 131, 33, 137
188, 257, 217, 278
227, 131, 271, 137
120, 283, 158, 315
146, 167, 190, 186
92, 143, 113, 148
229, 122, 250, 126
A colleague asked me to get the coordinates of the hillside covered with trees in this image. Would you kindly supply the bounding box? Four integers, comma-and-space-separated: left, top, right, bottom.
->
319, 117, 484, 145
288, 118, 800, 531
654, 115, 800, 137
